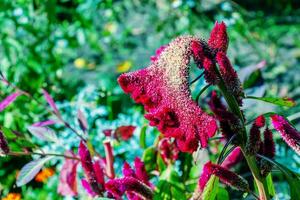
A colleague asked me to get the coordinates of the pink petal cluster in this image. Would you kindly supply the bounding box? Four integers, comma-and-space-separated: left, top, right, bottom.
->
106, 157, 153, 200
78, 141, 104, 197
199, 162, 249, 192
58, 151, 79, 196
118, 36, 217, 153
158, 138, 180, 164
271, 115, 300, 155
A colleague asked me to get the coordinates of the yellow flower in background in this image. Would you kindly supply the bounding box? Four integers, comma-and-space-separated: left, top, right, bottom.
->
104, 22, 117, 34
35, 168, 55, 183
117, 61, 132, 73
74, 58, 86, 69
2, 193, 21, 200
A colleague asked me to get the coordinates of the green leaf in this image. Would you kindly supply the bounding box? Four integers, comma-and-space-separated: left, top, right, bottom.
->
157, 153, 167, 172
142, 146, 157, 172
258, 154, 300, 200
246, 96, 296, 107
139, 125, 147, 149
1, 127, 17, 140
202, 175, 219, 200
216, 187, 229, 200
266, 174, 276, 197
16, 156, 54, 187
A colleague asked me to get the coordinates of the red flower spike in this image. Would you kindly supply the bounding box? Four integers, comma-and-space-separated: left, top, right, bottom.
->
221, 147, 243, 169
58, 151, 79, 197
0, 130, 9, 154
191, 40, 205, 66
260, 127, 275, 177
158, 138, 179, 164
199, 162, 249, 192
216, 52, 243, 105
78, 141, 103, 195
208, 21, 229, 53
271, 115, 300, 155
255, 115, 266, 128
203, 58, 219, 85
105, 177, 153, 200
115, 125, 136, 141
134, 157, 150, 186
246, 121, 262, 155
123, 162, 136, 178
118, 36, 217, 153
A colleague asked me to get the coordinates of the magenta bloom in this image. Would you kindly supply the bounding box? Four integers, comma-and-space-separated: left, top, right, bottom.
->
221, 147, 243, 169
118, 36, 217, 153
158, 138, 179, 164
208, 21, 229, 53
271, 115, 300, 155
106, 157, 153, 200
199, 162, 249, 192
78, 141, 104, 196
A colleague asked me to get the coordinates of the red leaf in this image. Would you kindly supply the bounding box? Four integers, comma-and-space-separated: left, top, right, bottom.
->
57, 151, 79, 197
0, 91, 22, 112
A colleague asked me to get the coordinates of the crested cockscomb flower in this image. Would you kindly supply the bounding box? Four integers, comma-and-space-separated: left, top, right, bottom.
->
106, 157, 153, 200
208, 21, 229, 53
246, 117, 263, 155
158, 138, 179, 164
199, 162, 249, 192
216, 52, 243, 105
260, 127, 275, 177
78, 141, 104, 196
271, 115, 300, 155
0, 130, 9, 154
208, 91, 240, 141
221, 147, 243, 169
118, 36, 217, 153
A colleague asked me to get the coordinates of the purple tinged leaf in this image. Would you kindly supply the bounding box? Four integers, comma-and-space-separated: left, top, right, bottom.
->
16, 156, 54, 187
0, 91, 22, 112
42, 89, 60, 115
81, 179, 97, 197
27, 126, 58, 143
77, 109, 88, 132
31, 120, 56, 127
0, 130, 10, 154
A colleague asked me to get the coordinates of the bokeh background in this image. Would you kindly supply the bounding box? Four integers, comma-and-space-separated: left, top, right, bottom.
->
0, 0, 300, 199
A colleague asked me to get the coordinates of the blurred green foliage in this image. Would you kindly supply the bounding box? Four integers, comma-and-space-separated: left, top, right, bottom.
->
0, 0, 300, 199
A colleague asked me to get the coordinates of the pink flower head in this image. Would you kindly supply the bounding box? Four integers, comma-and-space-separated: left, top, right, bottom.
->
271, 115, 300, 155
118, 36, 217, 153
216, 52, 243, 105
115, 125, 136, 141
158, 138, 179, 164
208, 21, 229, 53
0, 130, 9, 154
106, 158, 153, 200
78, 141, 104, 196
221, 147, 243, 169
150, 45, 167, 62
58, 151, 79, 197
199, 161, 249, 192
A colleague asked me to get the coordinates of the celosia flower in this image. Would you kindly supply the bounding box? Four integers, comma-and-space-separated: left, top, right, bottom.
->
106, 157, 153, 200
158, 138, 179, 164
216, 52, 243, 105
0, 130, 9, 154
199, 162, 249, 192
115, 125, 136, 141
150, 45, 167, 62
208, 91, 240, 141
221, 147, 243, 169
203, 57, 219, 85
78, 141, 104, 196
260, 127, 275, 177
208, 21, 229, 53
58, 151, 79, 197
271, 115, 300, 155
246, 117, 263, 155
118, 36, 217, 153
